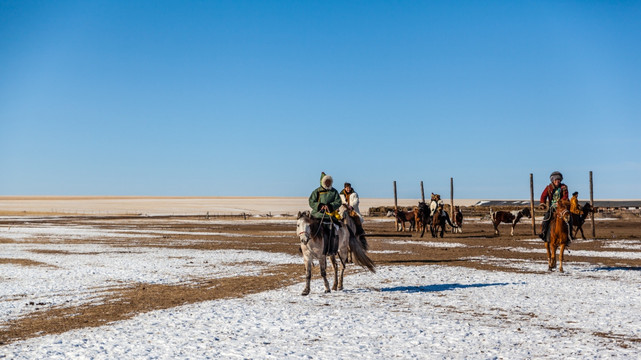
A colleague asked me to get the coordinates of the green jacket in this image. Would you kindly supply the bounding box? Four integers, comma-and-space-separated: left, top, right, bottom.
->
308, 174, 342, 219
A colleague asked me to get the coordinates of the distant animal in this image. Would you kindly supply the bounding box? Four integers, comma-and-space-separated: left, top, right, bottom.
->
296, 211, 375, 296
489, 207, 532, 236
546, 199, 572, 272
417, 201, 433, 238
430, 204, 456, 238
413, 207, 424, 233
395, 209, 416, 232
452, 206, 463, 233
570, 202, 595, 240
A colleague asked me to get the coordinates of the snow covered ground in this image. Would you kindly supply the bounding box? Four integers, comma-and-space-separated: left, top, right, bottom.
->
3, 263, 641, 359
2, 223, 641, 358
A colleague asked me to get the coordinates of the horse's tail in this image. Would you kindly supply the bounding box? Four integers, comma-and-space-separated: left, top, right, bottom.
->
349, 235, 375, 273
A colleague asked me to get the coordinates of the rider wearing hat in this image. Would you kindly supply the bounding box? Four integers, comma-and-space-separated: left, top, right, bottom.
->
309, 172, 342, 220
570, 191, 582, 215
538, 171, 570, 242
308, 172, 342, 255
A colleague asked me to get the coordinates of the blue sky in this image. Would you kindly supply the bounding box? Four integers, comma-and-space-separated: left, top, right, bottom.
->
1, 1, 639, 199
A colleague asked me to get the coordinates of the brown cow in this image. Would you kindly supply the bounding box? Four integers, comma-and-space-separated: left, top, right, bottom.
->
490, 207, 531, 236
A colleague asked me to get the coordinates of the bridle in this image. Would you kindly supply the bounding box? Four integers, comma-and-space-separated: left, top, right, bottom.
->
556, 207, 572, 236
298, 212, 328, 245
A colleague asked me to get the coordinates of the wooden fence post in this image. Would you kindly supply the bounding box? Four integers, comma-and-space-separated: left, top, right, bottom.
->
450, 177, 454, 219
394, 181, 398, 231
590, 171, 595, 238
420, 181, 425, 203
530, 173, 536, 235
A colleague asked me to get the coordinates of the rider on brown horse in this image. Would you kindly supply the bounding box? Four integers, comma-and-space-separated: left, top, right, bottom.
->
539, 171, 573, 244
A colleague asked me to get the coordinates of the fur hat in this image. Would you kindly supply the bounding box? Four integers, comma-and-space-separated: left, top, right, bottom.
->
572, 191, 578, 196
550, 171, 563, 182
320, 172, 333, 189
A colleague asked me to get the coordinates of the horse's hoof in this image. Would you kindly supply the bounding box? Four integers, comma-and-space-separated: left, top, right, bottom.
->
559, 269, 564, 273
301, 289, 310, 296
338, 286, 343, 291
324, 289, 331, 293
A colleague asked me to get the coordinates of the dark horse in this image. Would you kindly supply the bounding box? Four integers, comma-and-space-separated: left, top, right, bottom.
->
417, 201, 432, 238
430, 204, 456, 238
570, 203, 595, 240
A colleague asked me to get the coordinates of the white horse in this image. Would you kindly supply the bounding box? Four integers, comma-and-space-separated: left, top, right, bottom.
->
296, 211, 375, 296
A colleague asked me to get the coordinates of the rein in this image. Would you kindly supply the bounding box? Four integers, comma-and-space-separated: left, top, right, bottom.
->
300, 212, 328, 244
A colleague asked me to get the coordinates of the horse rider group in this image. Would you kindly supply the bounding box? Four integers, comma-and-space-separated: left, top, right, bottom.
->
539, 171, 578, 245
309, 170, 579, 250
308, 172, 363, 255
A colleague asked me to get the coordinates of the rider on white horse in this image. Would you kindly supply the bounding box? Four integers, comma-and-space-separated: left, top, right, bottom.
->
308, 172, 342, 255
339, 182, 363, 222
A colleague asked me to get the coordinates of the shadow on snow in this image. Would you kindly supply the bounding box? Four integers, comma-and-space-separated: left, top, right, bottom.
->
590, 266, 641, 272
381, 282, 520, 293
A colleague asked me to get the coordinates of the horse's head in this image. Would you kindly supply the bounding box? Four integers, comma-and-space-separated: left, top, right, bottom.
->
521, 207, 532, 218
556, 199, 572, 223
296, 213, 312, 244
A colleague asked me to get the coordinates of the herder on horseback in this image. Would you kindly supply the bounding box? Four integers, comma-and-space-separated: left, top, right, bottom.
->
539, 171, 574, 244
308, 172, 343, 255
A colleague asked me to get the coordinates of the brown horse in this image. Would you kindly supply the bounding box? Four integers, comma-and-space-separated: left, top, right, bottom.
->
413, 207, 424, 233
546, 199, 572, 272
452, 206, 463, 233
395, 209, 416, 232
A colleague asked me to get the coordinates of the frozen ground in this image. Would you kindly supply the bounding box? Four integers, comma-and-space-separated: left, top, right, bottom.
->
2, 222, 641, 358
2, 263, 641, 359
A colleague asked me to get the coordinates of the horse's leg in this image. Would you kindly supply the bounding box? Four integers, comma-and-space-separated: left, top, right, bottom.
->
319, 256, 330, 293
546, 242, 553, 271
336, 253, 346, 291
579, 226, 586, 240
559, 244, 565, 273
511, 223, 515, 236
330, 255, 338, 291
302, 251, 312, 296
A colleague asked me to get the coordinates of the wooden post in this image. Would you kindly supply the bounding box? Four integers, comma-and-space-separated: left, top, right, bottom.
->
420, 181, 425, 203
450, 177, 454, 218
530, 173, 536, 235
393, 181, 398, 231
590, 171, 595, 238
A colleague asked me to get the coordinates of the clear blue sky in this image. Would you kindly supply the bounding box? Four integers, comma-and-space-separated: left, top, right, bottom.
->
1, 1, 640, 199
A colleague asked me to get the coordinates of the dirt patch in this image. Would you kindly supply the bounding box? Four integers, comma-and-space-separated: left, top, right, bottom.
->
0, 258, 54, 267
